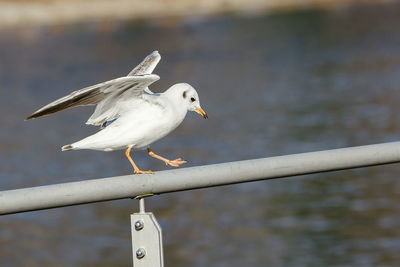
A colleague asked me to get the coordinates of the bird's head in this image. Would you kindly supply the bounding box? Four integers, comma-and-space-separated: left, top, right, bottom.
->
168, 83, 208, 119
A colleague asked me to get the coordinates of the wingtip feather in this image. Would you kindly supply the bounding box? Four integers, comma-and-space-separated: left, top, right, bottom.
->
25, 112, 40, 120
62, 144, 73, 151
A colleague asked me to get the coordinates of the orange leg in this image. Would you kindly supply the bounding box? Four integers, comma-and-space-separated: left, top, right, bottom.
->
125, 147, 154, 174
147, 148, 187, 167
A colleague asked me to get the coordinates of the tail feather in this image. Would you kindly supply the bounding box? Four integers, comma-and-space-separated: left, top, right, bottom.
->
62, 144, 73, 151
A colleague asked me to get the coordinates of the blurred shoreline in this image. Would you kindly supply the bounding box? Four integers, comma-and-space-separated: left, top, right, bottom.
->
0, 0, 394, 29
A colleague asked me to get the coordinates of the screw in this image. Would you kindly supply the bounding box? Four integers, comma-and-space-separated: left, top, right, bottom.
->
134, 220, 144, 231
136, 248, 146, 259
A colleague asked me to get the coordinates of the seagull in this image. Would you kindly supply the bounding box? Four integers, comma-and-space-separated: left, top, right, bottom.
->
26, 51, 208, 174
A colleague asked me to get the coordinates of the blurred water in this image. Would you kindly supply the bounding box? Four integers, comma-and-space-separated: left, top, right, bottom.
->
1, 3, 400, 266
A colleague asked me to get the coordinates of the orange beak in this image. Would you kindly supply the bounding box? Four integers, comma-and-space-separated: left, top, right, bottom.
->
195, 107, 208, 119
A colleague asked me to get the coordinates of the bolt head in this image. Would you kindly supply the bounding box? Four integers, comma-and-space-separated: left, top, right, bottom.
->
134, 220, 144, 231
136, 248, 146, 259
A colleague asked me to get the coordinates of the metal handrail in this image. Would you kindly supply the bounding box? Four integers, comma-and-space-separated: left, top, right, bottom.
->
1, 141, 400, 215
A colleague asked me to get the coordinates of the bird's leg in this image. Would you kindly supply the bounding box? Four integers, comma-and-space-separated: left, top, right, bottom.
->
125, 147, 154, 174
147, 147, 187, 167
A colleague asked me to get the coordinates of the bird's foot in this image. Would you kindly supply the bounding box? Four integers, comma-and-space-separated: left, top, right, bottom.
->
165, 158, 187, 167
134, 169, 154, 175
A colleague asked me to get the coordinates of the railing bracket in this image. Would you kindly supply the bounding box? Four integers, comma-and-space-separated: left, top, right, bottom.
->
130, 197, 164, 266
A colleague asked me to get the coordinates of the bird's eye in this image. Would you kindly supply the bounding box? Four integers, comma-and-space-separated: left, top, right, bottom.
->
190, 97, 196, 102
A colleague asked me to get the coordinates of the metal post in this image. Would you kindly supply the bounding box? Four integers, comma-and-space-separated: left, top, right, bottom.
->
130, 197, 164, 267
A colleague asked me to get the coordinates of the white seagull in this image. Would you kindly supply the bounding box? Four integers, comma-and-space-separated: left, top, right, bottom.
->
26, 51, 208, 174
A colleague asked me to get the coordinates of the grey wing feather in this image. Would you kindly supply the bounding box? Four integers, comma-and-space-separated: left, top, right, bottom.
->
128, 51, 161, 76
127, 50, 161, 94
26, 74, 160, 122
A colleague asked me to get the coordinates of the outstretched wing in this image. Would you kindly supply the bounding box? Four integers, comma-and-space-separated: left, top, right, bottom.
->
26, 74, 160, 121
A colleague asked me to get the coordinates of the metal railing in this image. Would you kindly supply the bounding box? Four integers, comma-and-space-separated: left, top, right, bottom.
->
2, 141, 400, 215
1, 141, 400, 266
